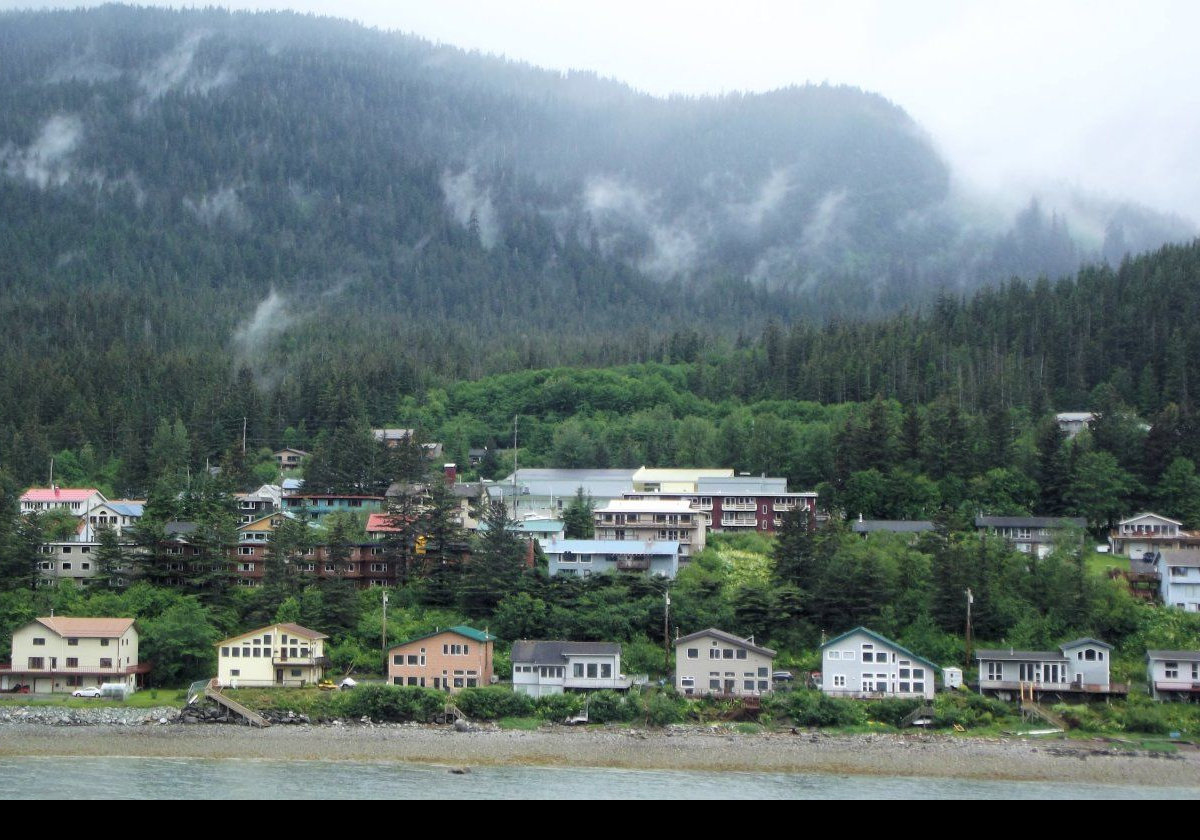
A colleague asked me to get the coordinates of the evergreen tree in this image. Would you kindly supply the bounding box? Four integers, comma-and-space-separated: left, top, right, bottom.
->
460, 502, 525, 617
562, 488, 595, 539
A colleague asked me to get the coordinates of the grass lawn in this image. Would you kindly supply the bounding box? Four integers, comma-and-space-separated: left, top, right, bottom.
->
0, 689, 188, 708
496, 717, 541, 730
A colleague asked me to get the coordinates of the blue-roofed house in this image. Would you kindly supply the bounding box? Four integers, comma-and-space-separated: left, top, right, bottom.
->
541, 539, 680, 578
84, 499, 145, 539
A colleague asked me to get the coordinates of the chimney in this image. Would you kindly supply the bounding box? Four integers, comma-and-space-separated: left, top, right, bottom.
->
525, 538, 535, 570
443, 463, 457, 485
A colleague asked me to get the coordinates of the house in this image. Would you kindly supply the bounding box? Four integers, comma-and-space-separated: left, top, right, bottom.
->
594, 499, 705, 559
19, 487, 107, 516
0, 617, 145, 693
35, 541, 103, 586
511, 641, 631, 697
216, 623, 329, 688
281, 494, 385, 521
387, 626, 496, 692
974, 515, 1087, 557
273, 448, 309, 471
1055, 412, 1095, 439
1146, 651, 1200, 701
819, 627, 938, 700
1152, 549, 1200, 611
234, 491, 279, 524
468, 447, 489, 467
1109, 513, 1200, 557
541, 539, 680, 578
84, 500, 144, 538
976, 638, 1126, 700
674, 629, 776, 697
372, 429, 444, 460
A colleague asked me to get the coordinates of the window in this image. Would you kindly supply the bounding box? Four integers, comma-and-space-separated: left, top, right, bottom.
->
28, 657, 44, 669
407, 655, 418, 665
587, 663, 598, 678
67, 638, 78, 647
758, 681, 769, 691
722, 649, 734, 659
32, 638, 45, 646
393, 655, 403, 666
601, 663, 612, 679
832, 675, 846, 688
744, 680, 755, 691
758, 667, 768, 678
687, 648, 699, 659
99, 658, 112, 668
573, 663, 584, 678
238, 547, 254, 556
67, 658, 78, 667
239, 563, 254, 572
1165, 662, 1180, 679
1084, 649, 1097, 661
736, 649, 747, 660
827, 650, 840, 660
709, 679, 721, 690
291, 669, 302, 677
61, 562, 72, 570
221, 647, 230, 657
230, 669, 240, 677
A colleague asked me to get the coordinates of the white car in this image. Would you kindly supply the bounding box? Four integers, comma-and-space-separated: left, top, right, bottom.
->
71, 686, 103, 698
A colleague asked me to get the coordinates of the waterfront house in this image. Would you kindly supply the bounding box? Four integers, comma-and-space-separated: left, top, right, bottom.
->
674, 629, 776, 697
216, 623, 329, 688
387, 626, 496, 692
0, 617, 145, 693
974, 515, 1087, 557
511, 641, 631, 697
976, 638, 1126, 700
1146, 651, 1200, 701
541, 539, 680, 579
819, 627, 938, 700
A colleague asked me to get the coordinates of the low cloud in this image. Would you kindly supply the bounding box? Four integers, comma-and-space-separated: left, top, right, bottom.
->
0, 114, 84, 189
441, 168, 500, 248
183, 186, 250, 230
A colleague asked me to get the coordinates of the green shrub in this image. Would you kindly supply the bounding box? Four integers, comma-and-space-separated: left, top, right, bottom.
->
585, 690, 633, 723
535, 692, 584, 720
782, 691, 866, 728
864, 698, 921, 727
455, 686, 535, 720
336, 685, 444, 722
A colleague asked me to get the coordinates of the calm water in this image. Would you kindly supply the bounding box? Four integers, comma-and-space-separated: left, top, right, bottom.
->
0, 756, 1196, 799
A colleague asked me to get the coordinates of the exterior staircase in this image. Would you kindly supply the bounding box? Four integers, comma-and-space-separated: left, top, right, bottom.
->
1018, 683, 1066, 731
900, 705, 936, 728
200, 678, 270, 728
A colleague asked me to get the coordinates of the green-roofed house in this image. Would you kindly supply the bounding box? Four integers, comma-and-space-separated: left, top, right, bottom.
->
387, 625, 498, 692
819, 627, 940, 700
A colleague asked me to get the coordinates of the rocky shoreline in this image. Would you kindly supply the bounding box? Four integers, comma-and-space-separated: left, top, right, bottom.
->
0, 706, 1196, 787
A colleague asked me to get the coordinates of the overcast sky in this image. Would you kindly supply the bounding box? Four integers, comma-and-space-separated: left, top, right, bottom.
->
4, 0, 1198, 222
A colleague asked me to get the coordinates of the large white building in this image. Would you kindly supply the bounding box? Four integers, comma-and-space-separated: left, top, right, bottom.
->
0, 617, 145, 693
511, 641, 631, 697
593, 499, 705, 559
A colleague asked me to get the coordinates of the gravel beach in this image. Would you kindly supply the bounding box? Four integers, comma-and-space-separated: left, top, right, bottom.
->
0, 721, 1196, 787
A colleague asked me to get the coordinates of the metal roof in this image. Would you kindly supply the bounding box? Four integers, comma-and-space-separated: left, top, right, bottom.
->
217, 622, 328, 646
389, 625, 498, 649
852, 520, 935, 534
675, 628, 776, 658
821, 627, 939, 671
1147, 651, 1200, 662
976, 650, 1068, 662
511, 640, 622, 664
35, 617, 134, 638
695, 476, 793, 494
541, 539, 679, 556
1159, 549, 1200, 568
21, 488, 104, 503
975, 516, 1088, 529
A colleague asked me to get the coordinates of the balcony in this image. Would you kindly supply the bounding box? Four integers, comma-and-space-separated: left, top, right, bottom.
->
616, 557, 650, 571
723, 502, 756, 512
271, 656, 330, 667
1154, 680, 1200, 693
720, 518, 758, 528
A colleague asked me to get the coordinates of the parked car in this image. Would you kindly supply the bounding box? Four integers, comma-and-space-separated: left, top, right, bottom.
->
72, 686, 103, 698
772, 671, 795, 684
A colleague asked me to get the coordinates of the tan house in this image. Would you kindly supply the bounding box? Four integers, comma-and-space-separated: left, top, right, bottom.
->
674, 628, 776, 697
0, 617, 145, 693
388, 626, 496, 692
216, 623, 328, 688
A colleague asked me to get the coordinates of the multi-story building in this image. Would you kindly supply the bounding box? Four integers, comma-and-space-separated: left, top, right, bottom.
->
593, 499, 705, 560
1146, 651, 1200, 701
491, 468, 640, 520
541, 539, 680, 578
19, 487, 107, 516
0, 617, 146, 693
273, 448, 309, 471
819, 627, 938, 700
216, 623, 329, 688
1109, 513, 1200, 557
281, 494, 385, 522
83, 500, 144, 538
623, 473, 817, 534
1153, 549, 1200, 611
387, 626, 496, 692
976, 638, 1126, 700
674, 629, 776, 698
974, 515, 1088, 557
511, 641, 631, 697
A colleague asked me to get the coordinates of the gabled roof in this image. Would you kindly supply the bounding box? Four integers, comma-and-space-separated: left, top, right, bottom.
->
675, 628, 776, 658
35, 617, 134, 638
1120, 512, 1182, 527
821, 627, 939, 671
21, 487, 104, 503
852, 520, 935, 534
106, 502, 145, 517
1159, 549, 1200, 568
976, 649, 1068, 662
1059, 637, 1113, 651
1147, 650, 1200, 662
389, 625, 497, 650
164, 521, 197, 538
511, 640, 621, 663
217, 622, 328, 646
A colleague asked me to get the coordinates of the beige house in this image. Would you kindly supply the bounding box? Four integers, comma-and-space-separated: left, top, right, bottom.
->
0, 617, 144, 693
216, 623, 329, 688
593, 499, 706, 559
674, 628, 776, 697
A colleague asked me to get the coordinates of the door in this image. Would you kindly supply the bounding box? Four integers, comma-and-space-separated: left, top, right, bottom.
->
275, 668, 283, 685
724, 679, 736, 694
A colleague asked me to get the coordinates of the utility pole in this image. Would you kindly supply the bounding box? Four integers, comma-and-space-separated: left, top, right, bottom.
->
512, 414, 519, 517
965, 588, 974, 668
663, 591, 671, 673
382, 590, 389, 675
242, 417, 247, 455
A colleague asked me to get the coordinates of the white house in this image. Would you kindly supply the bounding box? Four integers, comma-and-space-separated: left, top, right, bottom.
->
216, 623, 328, 688
1109, 513, 1199, 558
0, 616, 145, 693
976, 638, 1125, 700
819, 627, 938, 701
1154, 550, 1200, 611
674, 629, 776, 697
1146, 651, 1200, 702
19, 487, 107, 516
510, 641, 631, 697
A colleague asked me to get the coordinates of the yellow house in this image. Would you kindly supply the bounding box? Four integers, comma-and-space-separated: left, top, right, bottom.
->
0, 617, 145, 693
216, 623, 328, 688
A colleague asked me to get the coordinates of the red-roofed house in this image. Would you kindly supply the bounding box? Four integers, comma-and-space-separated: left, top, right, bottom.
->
0, 616, 147, 693
20, 487, 107, 516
